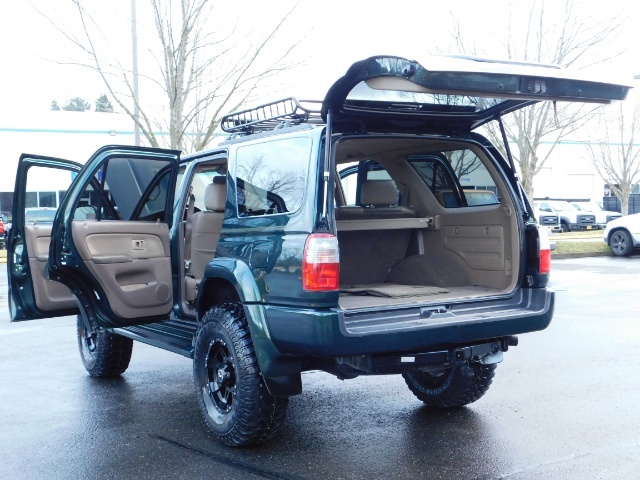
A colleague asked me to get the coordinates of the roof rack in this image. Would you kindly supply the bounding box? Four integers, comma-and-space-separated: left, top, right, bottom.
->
220, 97, 323, 134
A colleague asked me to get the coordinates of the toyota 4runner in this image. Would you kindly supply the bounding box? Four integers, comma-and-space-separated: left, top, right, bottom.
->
7, 55, 630, 446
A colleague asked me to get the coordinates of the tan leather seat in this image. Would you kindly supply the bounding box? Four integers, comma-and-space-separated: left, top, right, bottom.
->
185, 176, 226, 301
336, 180, 416, 220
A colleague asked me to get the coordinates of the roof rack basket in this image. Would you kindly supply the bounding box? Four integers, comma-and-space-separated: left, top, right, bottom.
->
220, 97, 323, 135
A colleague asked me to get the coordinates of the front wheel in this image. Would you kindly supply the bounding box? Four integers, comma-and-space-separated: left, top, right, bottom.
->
194, 304, 288, 447
609, 229, 634, 257
403, 362, 496, 408
76, 315, 133, 377
560, 221, 571, 233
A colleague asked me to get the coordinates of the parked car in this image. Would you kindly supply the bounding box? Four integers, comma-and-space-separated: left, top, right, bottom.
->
535, 200, 598, 232
604, 213, 640, 256
0, 214, 5, 249
572, 201, 621, 228
1, 211, 11, 245
7, 55, 630, 447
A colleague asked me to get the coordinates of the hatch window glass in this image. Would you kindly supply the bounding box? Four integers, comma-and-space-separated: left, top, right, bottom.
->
346, 79, 503, 113
235, 137, 311, 217
409, 149, 499, 208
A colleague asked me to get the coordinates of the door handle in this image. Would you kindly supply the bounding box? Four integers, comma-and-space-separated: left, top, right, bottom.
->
132, 239, 145, 250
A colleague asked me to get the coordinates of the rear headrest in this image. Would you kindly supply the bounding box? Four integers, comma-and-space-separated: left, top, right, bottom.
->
360, 180, 398, 207
204, 176, 226, 212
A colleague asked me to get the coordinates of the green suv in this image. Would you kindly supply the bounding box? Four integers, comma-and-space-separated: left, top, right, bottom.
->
7, 55, 630, 446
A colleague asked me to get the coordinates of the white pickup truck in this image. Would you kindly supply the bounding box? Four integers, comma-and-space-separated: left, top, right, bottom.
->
572, 201, 621, 229
533, 205, 561, 233
535, 200, 598, 232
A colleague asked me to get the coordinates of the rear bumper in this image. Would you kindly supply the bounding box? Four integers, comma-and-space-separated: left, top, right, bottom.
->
263, 288, 554, 357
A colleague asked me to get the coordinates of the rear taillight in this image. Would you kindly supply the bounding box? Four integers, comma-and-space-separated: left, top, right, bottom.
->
302, 233, 339, 291
538, 226, 551, 274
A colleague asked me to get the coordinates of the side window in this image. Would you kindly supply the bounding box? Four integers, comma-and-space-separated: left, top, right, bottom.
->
339, 165, 357, 206
235, 137, 311, 217
409, 149, 499, 208
24, 165, 75, 223
188, 162, 227, 213
175, 165, 187, 203
75, 156, 174, 222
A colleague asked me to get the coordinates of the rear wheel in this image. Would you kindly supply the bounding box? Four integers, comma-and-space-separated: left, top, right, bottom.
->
194, 303, 288, 447
403, 362, 496, 408
610, 229, 634, 256
76, 315, 133, 377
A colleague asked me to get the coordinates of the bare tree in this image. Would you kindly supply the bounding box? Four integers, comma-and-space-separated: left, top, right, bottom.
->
42, 0, 303, 152
444, 149, 483, 179
585, 101, 640, 215
449, 0, 624, 199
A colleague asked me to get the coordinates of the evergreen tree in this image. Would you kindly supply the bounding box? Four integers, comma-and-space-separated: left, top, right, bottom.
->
62, 97, 91, 112
51, 100, 60, 111
95, 94, 114, 113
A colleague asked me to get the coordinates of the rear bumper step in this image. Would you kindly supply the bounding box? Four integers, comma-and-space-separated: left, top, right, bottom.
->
265, 287, 554, 357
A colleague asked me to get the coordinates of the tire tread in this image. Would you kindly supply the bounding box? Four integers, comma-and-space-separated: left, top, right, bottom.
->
403, 362, 496, 408
77, 316, 133, 377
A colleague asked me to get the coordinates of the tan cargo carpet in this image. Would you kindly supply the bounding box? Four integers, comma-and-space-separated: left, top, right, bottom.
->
340, 283, 450, 298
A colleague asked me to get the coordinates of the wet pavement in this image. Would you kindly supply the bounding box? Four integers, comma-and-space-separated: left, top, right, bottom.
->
2, 257, 640, 479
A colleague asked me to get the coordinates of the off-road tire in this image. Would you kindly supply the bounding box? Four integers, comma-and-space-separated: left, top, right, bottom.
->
403, 362, 496, 408
194, 303, 288, 447
609, 229, 633, 257
76, 315, 133, 377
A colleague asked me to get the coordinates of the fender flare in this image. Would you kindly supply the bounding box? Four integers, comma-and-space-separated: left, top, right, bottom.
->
198, 259, 302, 397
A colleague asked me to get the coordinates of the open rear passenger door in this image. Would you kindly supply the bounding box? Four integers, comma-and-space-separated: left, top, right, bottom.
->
8, 155, 82, 321
9, 146, 181, 328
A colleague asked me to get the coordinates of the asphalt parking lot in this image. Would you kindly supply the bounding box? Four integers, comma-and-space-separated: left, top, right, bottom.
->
1, 256, 640, 479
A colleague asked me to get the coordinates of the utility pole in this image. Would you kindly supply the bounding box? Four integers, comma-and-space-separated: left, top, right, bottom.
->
131, 0, 140, 146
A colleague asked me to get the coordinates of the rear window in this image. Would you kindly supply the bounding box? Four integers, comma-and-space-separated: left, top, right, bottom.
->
409, 149, 499, 208
25, 209, 57, 223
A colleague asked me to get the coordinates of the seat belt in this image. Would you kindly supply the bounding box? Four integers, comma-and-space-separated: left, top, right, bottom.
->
184, 192, 195, 272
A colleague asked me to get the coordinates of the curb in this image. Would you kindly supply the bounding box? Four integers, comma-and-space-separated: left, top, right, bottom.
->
552, 251, 612, 259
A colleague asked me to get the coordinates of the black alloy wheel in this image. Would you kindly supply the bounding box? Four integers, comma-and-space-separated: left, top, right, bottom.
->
194, 304, 288, 447
204, 338, 237, 415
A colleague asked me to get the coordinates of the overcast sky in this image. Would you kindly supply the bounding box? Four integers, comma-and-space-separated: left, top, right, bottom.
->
0, 0, 638, 116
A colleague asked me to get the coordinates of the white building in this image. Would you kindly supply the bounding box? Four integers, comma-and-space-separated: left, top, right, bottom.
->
0, 110, 618, 213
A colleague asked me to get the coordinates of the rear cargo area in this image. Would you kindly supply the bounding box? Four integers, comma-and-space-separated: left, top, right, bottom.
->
333, 137, 520, 310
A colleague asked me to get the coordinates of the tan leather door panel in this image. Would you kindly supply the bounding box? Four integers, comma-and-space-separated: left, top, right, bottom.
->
24, 225, 77, 311
72, 221, 173, 319
443, 225, 505, 271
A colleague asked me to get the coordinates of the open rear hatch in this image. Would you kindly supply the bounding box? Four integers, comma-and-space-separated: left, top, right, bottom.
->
322, 55, 632, 313
322, 54, 631, 135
